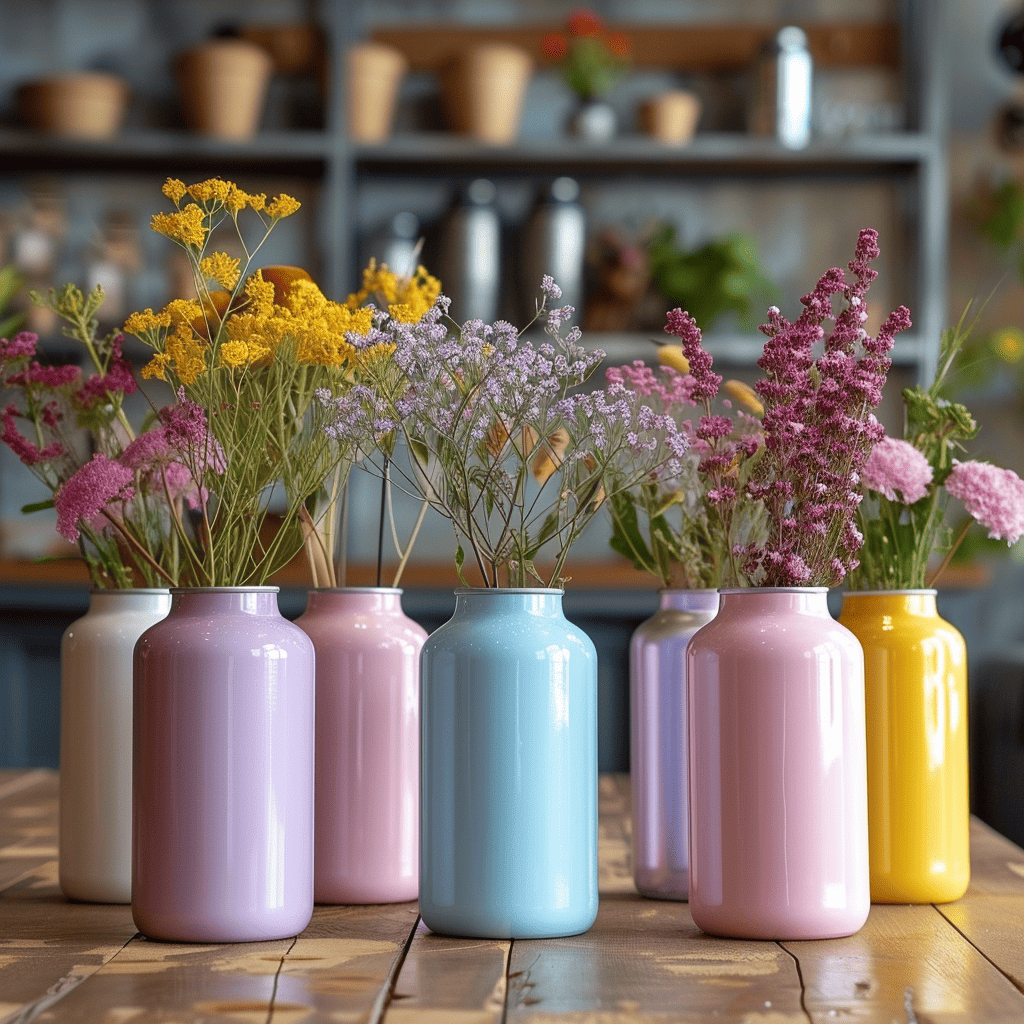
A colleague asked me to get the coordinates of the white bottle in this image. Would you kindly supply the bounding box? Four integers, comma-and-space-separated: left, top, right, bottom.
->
59, 588, 171, 903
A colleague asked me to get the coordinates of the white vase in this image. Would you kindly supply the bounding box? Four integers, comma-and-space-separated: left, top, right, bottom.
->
59, 588, 171, 903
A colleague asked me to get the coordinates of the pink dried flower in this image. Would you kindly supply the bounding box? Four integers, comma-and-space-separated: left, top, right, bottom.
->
1, 404, 64, 466
945, 460, 1024, 544
7, 363, 81, 388
158, 389, 226, 474
54, 453, 135, 542
75, 335, 137, 409
743, 228, 911, 587
0, 332, 38, 360
862, 437, 933, 503
665, 309, 721, 402
120, 427, 171, 470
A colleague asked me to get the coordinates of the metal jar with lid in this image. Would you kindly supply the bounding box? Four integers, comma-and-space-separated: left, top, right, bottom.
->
439, 178, 501, 324
749, 26, 813, 150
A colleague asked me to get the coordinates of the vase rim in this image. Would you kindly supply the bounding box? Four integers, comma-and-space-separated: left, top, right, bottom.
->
454, 587, 564, 595
309, 586, 402, 594
89, 586, 170, 595
170, 586, 280, 594
719, 586, 828, 595
659, 587, 718, 595
843, 588, 937, 596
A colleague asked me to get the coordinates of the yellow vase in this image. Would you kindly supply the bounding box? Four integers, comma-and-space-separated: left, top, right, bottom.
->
839, 590, 969, 903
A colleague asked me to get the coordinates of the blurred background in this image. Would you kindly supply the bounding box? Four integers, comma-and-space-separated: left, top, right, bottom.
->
3, 0, 1024, 841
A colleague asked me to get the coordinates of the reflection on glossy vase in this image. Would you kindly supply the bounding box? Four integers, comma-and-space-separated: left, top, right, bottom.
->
59, 588, 171, 904
133, 587, 315, 942
630, 589, 718, 900
419, 588, 599, 939
296, 587, 425, 904
687, 588, 870, 940
839, 590, 970, 904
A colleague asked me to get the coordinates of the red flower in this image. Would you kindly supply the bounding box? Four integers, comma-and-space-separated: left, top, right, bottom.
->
567, 7, 603, 37
606, 31, 631, 58
541, 31, 568, 60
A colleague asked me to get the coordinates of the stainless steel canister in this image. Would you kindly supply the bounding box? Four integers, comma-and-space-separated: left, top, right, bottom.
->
749, 25, 813, 150
521, 176, 586, 324
439, 178, 501, 324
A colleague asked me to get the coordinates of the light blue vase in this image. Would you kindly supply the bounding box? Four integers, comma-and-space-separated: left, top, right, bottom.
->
420, 587, 599, 939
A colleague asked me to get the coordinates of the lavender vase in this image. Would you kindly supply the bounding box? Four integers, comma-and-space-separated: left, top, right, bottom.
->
296, 588, 425, 904
687, 588, 870, 940
630, 589, 718, 900
132, 587, 315, 943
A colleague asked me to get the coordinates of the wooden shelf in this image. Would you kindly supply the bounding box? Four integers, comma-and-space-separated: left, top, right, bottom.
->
372, 21, 901, 72
355, 132, 936, 176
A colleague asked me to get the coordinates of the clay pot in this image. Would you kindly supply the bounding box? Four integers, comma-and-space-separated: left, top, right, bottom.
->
346, 42, 407, 144
239, 23, 323, 75
442, 43, 533, 145
176, 39, 274, 140
639, 89, 702, 146
18, 73, 129, 139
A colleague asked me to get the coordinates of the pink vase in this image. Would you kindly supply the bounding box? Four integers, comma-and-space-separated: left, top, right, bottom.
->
132, 587, 315, 942
686, 587, 870, 940
296, 587, 425, 904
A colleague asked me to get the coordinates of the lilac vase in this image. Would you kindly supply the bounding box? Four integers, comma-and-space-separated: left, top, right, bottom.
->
132, 587, 315, 943
296, 587, 425, 904
686, 588, 870, 940
630, 589, 718, 900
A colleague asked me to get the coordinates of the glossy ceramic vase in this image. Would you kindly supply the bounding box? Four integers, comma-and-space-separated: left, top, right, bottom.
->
296, 588, 425, 904
630, 589, 718, 900
132, 587, 315, 942
420, 588, 599, 938
687, 588, 870, 940
59, 588, 171, 903
839, 590, 970, 903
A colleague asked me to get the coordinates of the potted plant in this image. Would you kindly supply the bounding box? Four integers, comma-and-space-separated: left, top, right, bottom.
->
541, 8, 631, 142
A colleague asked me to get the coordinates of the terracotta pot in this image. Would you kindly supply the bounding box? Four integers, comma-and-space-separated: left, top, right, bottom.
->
18, 72, 129, 139
176, 39, 274, 140
442, 43, 533, 145
639, 89, 701, 145
346, 42, 407, 144
240, 23, 323, 75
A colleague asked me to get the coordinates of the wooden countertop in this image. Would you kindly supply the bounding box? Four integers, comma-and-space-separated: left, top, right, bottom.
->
3, 768, 1024, 1021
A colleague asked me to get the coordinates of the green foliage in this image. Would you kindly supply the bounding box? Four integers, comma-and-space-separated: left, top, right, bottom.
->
646, 225, 777, 331
0, 264, 24, 338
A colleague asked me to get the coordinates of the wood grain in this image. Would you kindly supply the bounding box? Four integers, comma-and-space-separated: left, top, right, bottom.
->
783, 903, 1024, 1022
38, 902, 419, 1024
371, 23, 900, 72
0, 769, 57, 892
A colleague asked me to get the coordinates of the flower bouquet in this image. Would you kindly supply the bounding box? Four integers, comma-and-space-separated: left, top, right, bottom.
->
848, 307, 1024, 590
541, 8, 631, 102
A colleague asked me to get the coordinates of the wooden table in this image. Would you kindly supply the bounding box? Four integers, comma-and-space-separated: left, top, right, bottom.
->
4, 769, 1024, 1022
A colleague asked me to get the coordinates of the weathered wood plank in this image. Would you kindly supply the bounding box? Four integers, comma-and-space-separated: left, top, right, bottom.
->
385, 921, 511, 1024
36, 902, 419, 1023
784, 903, 1024, 1022
0, 875, 137, 1023
958, 816, 1024, 897
0, 770, 57, 892
507, 894, 806, 1023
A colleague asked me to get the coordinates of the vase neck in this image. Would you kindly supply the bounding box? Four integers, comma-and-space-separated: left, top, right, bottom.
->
89, 589, 171, 615
659, 589, 719, 614
169, 587, 281, 616
453, 588, 564, 617
304, 587, 404, 615
718, 587, 829, 616
841, 590, 938, 617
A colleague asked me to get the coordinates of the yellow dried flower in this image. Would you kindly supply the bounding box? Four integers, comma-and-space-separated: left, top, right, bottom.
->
247, 193, 267, 212
124, 308, 172, 335
223, 184, 248, 214
723, 379, 764, 417
161, 178, 188, 204
200, 252, 241, 290
265, 193, 301, 219
166, 325, 207, 384
244, 271, 276, 317
187, 178, 233, 204
140, 352, 172, 380
151, 204, 207, 248
992, 327, 1024, 365
163, 298, 204, 325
